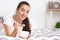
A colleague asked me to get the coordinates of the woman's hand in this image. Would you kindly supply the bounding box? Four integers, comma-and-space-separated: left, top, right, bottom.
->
19, 34, 30, 39
19, 36, 28, 39
13, 21, 20, 29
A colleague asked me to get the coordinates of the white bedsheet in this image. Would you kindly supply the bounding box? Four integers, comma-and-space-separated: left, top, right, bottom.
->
0, 36, 60, 40
0, 29, 60, 40
0, 36, 27, 40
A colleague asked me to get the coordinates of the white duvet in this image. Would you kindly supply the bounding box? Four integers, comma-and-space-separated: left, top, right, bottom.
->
0, 29, 60, 40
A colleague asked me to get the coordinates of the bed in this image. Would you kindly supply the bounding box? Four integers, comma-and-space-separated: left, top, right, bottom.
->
0, 29, 60, 40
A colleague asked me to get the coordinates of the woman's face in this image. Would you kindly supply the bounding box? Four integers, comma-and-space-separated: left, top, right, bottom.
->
16, 4, 30, 21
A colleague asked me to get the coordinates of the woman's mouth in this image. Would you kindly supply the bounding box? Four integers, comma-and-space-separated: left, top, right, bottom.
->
22, 16, 25, 18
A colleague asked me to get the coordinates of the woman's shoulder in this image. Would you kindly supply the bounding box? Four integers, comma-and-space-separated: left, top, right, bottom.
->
3, 15, 14, 27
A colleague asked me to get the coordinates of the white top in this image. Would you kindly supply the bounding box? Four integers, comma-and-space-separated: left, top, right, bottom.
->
3, 15, 29, 37
3, 15, 15, 33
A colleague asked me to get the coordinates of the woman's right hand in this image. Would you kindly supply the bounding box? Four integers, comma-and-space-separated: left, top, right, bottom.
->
13, 21, 19, 29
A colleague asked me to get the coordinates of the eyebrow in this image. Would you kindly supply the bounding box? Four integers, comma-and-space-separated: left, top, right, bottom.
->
20, 8, 25, 10
20, 7, 30, 12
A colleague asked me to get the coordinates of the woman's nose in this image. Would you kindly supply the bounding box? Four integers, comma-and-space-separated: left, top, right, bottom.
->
23, 12, 27, 16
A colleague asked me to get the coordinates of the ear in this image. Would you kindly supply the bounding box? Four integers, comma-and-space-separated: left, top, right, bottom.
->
16, 8, 18, 14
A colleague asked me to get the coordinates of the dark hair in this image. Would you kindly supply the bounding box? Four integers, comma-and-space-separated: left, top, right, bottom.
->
17, 1, 30, 10
17, 1, 31, 34
22, 17, 31, 34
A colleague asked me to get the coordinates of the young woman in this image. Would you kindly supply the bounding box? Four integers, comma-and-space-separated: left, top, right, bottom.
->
3, 1, 31, 39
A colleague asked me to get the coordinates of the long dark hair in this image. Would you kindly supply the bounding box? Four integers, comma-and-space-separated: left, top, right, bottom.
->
17, 1, 31, 34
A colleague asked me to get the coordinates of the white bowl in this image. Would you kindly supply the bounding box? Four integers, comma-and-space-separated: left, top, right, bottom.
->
19, 31, 29, 38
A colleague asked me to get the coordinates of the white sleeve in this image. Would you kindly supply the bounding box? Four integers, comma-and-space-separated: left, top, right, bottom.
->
3, 15, 15, 33
3, 15, 13, 27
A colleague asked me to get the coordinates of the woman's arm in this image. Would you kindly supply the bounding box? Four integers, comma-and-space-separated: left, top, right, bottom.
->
10, 28, 18, 37
4, 24, 11, 36
4, 24, 18, 37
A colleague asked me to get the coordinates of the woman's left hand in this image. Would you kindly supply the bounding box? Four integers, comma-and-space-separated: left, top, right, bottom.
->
19, 35, 30, 39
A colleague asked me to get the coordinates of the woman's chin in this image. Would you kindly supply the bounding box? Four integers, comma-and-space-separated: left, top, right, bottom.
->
20, 17, 26, 21
21, 18, 25, 21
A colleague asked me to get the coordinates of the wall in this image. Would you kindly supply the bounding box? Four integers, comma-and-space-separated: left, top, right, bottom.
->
0, 0, 60, 30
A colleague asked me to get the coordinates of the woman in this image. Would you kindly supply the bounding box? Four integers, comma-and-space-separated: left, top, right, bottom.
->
3, 1, 31, 39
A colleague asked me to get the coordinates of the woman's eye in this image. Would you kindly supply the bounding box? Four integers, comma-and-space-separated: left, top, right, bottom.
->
21, 9, 24, 12
27, 11, 29, 14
